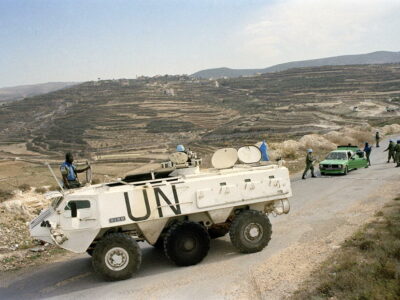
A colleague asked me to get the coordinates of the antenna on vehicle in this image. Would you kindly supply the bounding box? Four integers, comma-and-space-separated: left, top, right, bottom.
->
45, 162, 64, 193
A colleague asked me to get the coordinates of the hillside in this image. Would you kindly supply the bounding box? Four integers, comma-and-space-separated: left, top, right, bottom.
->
0, 82, 78, 103
191, 51, 400, 79
0, 64, 400, 161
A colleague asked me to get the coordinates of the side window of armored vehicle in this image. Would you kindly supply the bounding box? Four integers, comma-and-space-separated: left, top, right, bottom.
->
64, 200, 92, 218
65, 200, 91, 210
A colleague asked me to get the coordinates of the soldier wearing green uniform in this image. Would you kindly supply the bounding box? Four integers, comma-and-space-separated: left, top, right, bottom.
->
384, 139, 395, 163
302, 149, 316, 180
394, 140, 400, 168
375, 131, 380, 147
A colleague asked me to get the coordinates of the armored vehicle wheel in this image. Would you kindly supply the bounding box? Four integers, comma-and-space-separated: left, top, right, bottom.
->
152, 236, 164, 250
92, 233, 142, 281
164, 221, 210, 266
229, 210, 272, 253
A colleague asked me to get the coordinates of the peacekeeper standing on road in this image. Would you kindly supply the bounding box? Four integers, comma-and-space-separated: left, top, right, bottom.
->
363, 142, 372, 166
60, 152, 90, 189
394, 140, 400, 168
302, 149, 316, 180
375, 131, 380, 147
384, 139, 395, 163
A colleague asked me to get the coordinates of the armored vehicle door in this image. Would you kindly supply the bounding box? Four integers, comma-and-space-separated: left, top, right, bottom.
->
60, 197, 98, 230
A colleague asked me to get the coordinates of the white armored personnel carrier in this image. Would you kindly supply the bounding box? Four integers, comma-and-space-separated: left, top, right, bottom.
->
30, 146, 292, 281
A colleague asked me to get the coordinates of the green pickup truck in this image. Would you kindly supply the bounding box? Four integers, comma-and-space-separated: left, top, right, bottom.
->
319, 146, 368, 175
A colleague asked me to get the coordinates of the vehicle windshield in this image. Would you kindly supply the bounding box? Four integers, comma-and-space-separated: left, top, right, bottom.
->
325, 152, 348, 160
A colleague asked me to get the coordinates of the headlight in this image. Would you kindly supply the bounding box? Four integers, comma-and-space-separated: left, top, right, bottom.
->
339, 164, 344, 168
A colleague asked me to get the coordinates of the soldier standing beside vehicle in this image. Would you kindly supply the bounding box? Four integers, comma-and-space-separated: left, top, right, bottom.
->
384, 139, 395, 163
302, 149, 316, 180
60, 152, 90, 189
394, 140, 400, 167
375, 131, 380, 147
363, 142, 372, 166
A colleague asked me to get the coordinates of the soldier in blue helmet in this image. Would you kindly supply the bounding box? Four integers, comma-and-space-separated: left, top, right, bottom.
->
176, 145, 185, 152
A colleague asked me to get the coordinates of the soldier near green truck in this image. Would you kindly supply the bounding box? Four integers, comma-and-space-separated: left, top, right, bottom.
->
394, 140, 400, 167
302, 149, 316, 180
363, 142, 372, 166
375, 131, 380, 147
384, 139, 395, 163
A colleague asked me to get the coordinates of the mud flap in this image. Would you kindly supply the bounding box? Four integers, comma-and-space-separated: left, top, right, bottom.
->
137, 218, 169, 245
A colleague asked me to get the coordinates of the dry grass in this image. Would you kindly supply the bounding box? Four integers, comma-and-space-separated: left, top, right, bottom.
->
291, 198, 400, 300
0, 189, 13, 203
35, 186, 47, 194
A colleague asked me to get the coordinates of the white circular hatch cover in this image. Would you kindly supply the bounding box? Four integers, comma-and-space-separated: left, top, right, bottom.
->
237, 146, 262, 164
169, 152, 189, 165
211, 148, 238, 169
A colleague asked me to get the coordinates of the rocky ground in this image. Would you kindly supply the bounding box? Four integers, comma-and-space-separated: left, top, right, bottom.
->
0, 189, 66, 271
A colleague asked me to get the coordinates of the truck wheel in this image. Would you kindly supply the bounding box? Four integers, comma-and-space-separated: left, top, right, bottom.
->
164, 221, 210, 266
92, 233, 142, 281
229, 210, 272, 253
152, 236, 164, 250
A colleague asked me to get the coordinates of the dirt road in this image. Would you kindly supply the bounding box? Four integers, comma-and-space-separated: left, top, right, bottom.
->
1, 137, 399, 300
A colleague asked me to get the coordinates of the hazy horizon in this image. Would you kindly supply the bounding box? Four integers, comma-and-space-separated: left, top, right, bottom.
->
1, 0, 400, 88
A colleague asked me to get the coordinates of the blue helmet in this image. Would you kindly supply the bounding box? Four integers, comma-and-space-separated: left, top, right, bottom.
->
176, 145, 185, 152
307, 149, 313, 153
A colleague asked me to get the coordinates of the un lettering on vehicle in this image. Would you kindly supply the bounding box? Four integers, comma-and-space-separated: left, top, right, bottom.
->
124, 185, 181, 221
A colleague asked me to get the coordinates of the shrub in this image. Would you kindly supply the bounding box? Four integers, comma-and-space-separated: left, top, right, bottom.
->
91, 178, 100, 184
35, 187, 47, 194
0, 189, 13, 202
18, 183, 31, 192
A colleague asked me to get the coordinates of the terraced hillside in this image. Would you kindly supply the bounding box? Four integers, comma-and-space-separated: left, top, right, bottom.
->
0, 64, 400, 160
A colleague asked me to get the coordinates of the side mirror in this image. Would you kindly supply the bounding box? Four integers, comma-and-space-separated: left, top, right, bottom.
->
70, 201, 77, 218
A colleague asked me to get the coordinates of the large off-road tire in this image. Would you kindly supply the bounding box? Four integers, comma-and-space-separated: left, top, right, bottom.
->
229, 210, 272, 253
164, 221, 210, 266
86, 248, 94, 256
152, 236, 164, 250
92, 233, 142, 281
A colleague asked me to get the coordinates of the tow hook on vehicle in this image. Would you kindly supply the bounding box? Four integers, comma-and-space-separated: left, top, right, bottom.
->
266, 199, 290, 216
50, 228, 68, 245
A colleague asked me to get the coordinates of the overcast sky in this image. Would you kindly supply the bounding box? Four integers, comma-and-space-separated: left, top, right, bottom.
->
1, 0, 400, 88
